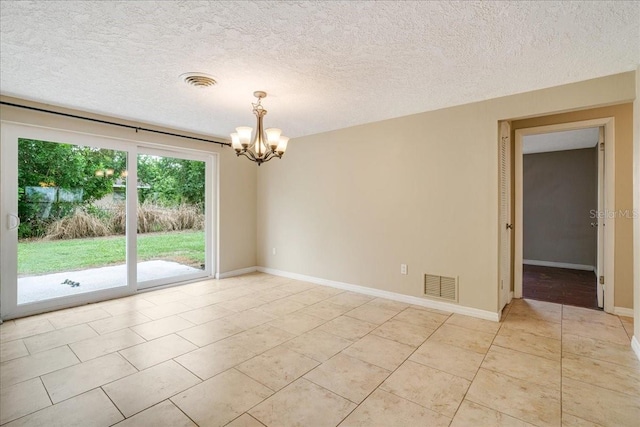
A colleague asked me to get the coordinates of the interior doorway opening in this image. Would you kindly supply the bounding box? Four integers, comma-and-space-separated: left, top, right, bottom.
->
513, 118, 616, 314
521, 127, 600, 309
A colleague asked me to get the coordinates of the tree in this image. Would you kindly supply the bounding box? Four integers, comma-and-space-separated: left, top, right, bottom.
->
18, 139, 125, 202
137, 155, 204, 206
17, 139, 205, 238
17, 139, 125, 237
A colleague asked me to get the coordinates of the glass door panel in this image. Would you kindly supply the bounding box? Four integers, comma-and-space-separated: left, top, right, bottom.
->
136, 150, 209, 288
16, 138, 129, 304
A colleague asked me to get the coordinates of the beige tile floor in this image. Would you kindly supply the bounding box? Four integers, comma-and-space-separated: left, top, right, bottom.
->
1, 273, 639, 426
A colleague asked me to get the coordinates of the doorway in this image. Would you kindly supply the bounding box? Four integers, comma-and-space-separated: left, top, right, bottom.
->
521, 127, 599, 308
0, 123, 216, 320
513, 118, 615, 313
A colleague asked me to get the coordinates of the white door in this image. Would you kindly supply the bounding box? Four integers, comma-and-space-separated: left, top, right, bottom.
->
596, 127, 605, 309
499, 121, 512, 310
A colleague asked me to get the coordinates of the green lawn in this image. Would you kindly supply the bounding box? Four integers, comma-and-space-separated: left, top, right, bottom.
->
18, 230, 205, 275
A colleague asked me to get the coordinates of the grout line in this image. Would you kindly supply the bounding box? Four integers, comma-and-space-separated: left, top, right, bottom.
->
242, 413, 267, 427
560, 370, 640, 399
239, 377, 302, 425
100, 385, 127, 421
38, 375, 54, 406
170, 398, 201, 426
448, 313, 503, 422
448, 301, 564, 426
335, 312, 455, 424
488, 342, 559, 361
0, 377, 52, 425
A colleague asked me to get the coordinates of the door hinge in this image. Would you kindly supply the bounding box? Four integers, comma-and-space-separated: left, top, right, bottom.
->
599, 142, 605, 151
599, 276, 605, 285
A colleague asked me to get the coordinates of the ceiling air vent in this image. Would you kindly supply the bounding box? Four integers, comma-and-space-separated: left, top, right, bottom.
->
180, 72, 217, 88
424, 274, 458, 302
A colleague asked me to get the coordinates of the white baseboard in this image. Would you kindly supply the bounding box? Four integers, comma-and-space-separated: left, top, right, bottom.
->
632, 336, 640, 362
216, 266, 257, 280
613, 306, 635, 317
523, 259, 595, 271
256, 266, 500, 322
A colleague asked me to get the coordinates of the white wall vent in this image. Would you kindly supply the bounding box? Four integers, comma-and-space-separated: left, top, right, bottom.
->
424, 274, 458, 302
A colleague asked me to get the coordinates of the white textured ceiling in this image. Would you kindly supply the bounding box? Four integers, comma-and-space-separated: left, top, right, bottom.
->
523, 128, 599, 154
1, 1, 638, 140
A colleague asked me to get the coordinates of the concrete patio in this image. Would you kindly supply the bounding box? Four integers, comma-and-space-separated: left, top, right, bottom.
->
18, 260, 202, 304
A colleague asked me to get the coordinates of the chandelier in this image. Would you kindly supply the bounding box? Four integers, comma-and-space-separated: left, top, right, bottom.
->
230, 91, 289, 165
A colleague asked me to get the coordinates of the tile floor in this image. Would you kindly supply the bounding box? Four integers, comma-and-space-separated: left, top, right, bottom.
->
1, 273, 638, 426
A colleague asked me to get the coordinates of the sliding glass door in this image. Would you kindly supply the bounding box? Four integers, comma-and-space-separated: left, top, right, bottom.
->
136, 148, 211, 289
1, 123, 215, 319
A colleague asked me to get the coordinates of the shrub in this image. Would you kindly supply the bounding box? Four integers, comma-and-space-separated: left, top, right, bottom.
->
110, 202, 203, 234
44, 208, 111, 240
42, 202, 204, 239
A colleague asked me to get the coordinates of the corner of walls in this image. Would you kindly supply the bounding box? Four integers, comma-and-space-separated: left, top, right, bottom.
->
216, 266, 258, 279
633, 65, 640, 350
217, 149, 258, 274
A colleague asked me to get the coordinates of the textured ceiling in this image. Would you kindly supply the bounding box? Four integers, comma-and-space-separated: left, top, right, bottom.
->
523, 128, 599, 154
1, 1, 638, 140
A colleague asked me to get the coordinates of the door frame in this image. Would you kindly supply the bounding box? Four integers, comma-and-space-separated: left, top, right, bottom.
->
513, 117, 615, 313
0, 121, 218, 320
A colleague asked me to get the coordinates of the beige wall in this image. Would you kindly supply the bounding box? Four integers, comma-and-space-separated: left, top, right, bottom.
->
257, 71, 635, 315
0, 96, 257, 274
523, 148, 597, 267
513, 103, 634, 309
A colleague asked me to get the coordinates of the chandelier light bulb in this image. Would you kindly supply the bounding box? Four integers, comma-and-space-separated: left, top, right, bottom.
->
265, 128, 282, 150
276, 136, 289, 154
230, 132, 242, 150
235, 127, 253, 148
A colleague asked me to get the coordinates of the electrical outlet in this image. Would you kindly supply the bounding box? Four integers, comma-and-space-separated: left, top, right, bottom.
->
400, 264, 408, 275
272, 248, 277, 255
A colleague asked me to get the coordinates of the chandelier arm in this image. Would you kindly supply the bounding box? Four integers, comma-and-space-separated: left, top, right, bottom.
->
260, 155, 276, 164
268, 150, 279, 161
262, 151, 281, 163
245, 150, 259, 162
261, 150, 273, 162
237, 150, 256, 162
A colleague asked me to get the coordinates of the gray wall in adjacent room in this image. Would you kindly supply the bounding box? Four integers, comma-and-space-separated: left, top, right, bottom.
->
523, 147, 597, 267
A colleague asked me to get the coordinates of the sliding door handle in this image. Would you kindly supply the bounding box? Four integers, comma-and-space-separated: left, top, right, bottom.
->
7, 214, 20, 230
